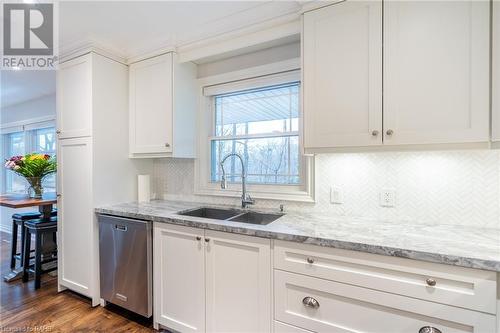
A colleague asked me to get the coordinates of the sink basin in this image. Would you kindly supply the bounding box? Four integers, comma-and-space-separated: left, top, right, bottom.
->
178, 207, 283, 225
179, 207, 240, 220
228, 211, 283, 225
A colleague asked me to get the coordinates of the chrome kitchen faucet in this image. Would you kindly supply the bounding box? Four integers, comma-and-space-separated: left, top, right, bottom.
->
220, 153, 255, 208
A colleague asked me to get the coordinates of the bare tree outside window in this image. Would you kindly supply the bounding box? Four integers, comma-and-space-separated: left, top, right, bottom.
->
210, 82, 300, 185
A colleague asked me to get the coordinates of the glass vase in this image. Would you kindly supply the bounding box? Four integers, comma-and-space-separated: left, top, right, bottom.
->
26, 177, 43, 199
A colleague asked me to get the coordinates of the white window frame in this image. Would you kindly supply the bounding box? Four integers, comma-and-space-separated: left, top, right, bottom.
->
194, 61, 315, 202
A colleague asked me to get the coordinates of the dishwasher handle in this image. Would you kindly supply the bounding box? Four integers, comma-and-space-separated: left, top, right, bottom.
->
115, 224, 128, 232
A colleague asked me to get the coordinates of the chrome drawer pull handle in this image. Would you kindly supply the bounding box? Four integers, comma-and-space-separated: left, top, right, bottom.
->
302, 296, 320, 309
306, 257, 314, 264
425, 278, 436, 287
196, 236, 201, 241
419, 326, 442, 333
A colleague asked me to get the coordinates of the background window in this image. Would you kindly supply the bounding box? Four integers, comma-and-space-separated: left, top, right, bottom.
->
2, 127, 56, 194
210, 82, 300, 185
5, 132, 26, 193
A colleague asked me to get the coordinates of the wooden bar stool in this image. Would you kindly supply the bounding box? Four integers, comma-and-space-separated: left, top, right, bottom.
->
22, 216, 58, 289
10, 210, 58, 269
10, 212, 42, 269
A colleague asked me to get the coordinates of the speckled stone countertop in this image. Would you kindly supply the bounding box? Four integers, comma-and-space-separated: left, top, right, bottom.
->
95, 200, 500, 272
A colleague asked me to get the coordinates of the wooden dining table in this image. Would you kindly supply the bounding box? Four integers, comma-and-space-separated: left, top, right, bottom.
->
0, 193, 57, 282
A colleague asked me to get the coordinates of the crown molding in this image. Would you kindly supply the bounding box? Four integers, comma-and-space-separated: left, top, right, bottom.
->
58, 40, 128, 65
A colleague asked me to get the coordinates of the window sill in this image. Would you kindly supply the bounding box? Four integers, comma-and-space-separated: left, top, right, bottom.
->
194, 184, 315, 203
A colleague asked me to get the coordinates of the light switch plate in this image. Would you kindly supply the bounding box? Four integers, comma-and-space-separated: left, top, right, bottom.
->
330, 186, 344, 204
380, 188, 396, 207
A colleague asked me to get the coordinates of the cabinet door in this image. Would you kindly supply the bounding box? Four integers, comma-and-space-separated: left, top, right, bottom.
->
57, 54, 93, 139
129, 53, 173, 155
205, 230, 271, 333
303, 1, 382, 150
384, 1, 490, 145
493, 0, 500, 142
153, 224, 205, 333
57, 137, 95, 298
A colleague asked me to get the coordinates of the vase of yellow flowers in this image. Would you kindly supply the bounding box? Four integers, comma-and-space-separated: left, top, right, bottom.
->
4, 153, 57, 199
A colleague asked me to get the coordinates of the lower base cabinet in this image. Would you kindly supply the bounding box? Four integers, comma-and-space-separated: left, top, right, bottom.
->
153, 223, 271, 333
274, 270, 496, 333
153, 224, 497, 333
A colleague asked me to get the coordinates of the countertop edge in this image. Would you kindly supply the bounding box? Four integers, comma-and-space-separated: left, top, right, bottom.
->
94, 207, 500, 272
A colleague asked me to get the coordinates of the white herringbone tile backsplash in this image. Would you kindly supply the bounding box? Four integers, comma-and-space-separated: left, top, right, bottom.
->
153, 150, 500, 228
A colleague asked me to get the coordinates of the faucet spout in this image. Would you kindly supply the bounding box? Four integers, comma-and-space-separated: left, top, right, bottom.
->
220, 153, 255, 208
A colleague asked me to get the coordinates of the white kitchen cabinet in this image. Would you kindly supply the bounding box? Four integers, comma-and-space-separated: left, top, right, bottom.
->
205, 230, 271, 333
275, 270, 496, 333
303, 1, 382, 149
57, 52, 151, 306
57, 54, 92, 138
303, 0, 490, 151
57, 137, 94, 298
153, 224, 205, 333
129, 52, 197, 158
493, 0, 500, 143
383, 0, 490, 145
153, 224, 272, 333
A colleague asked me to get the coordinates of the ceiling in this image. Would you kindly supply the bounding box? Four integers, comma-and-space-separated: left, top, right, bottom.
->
1, 70, 56, 108
59, 1, 303, 59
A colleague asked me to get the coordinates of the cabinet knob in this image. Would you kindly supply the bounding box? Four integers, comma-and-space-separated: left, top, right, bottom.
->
56, 194, 61, 198
165, 143, 170, 148
56, 130, 61, 134
386, 129, 394, 136
204, 238, 210, 243
302, 296, 320, 309
371, 130, 379, 137
425, 278, 437, 287
306, 257, 315, 264
196, 236, 201, 241
419, 327, 442, 333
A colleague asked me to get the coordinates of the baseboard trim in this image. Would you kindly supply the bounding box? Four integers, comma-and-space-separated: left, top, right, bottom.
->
0, 224, 12, 234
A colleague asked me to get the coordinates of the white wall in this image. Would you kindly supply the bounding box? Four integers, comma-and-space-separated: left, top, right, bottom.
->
1, 94, 57, 233
1, 94, 56, 125
196, 42, 300, 78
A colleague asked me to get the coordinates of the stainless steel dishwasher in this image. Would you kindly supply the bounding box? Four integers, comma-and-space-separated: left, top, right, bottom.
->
98, 214, 152, 317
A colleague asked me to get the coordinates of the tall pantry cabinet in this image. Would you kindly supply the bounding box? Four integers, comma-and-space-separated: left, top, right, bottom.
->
56, 52, 151, 305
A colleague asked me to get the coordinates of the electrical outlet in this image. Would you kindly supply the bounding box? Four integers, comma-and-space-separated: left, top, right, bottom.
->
330, 186, 343, 204
380, 188, 396, 207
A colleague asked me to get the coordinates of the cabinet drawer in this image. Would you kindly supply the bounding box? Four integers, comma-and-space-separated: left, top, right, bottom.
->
274, 321, 313, 333
274, 270, 496, 333
274, 241, 496, 314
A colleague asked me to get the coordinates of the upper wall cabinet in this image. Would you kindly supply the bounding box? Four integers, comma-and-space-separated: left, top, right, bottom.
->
493, 0, 500, 143
129, 52, 197, 158
383, 0, 490, 145
303, 0, 490, 152
57, 54, 93, 139
303, 1, 383, 149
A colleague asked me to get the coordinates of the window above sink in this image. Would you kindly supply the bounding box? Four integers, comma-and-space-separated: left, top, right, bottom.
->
195, 66, 315, 203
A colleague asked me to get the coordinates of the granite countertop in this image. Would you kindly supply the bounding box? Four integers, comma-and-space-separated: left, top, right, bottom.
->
95, 200, 500, 272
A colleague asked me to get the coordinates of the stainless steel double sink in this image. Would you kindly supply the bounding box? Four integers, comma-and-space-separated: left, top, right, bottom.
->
178, 207, 283, 225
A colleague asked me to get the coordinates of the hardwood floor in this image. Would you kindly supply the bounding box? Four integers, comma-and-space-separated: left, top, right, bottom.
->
0, 231, 158, 332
